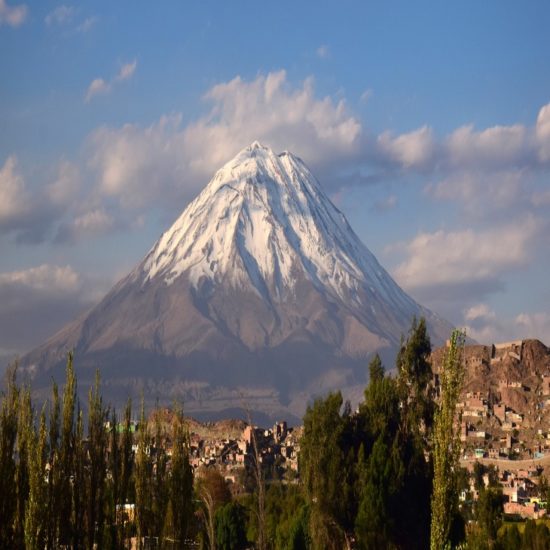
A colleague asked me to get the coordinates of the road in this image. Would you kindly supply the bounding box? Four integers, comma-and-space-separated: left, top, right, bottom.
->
460, 455, 550, 473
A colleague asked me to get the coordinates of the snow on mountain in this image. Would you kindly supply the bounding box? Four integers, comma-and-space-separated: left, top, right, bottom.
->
22, 142, 451, 421
140, 142, 417, 314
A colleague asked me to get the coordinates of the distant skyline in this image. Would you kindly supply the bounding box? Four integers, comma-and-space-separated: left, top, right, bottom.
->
1, 0, 550, 361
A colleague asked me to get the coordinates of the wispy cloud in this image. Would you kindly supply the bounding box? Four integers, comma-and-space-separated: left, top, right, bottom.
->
45, 4, 73, 26
0, 0, 27, 27
85, 59, 137, 103
115, 59, 137, 82
373, 194, 397, 212
360, 89, 373, 103
316, 45, 330, 59
85, 78, 110, 102
0, 155, 30, 225
76, 15, 97, 32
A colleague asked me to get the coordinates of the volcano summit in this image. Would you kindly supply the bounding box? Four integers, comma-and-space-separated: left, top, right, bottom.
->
24, 142, 451, 421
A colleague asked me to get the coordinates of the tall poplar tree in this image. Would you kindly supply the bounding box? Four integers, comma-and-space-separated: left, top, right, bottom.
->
0, 364, 20, 547
152, 408, 168, 544
86, 371, 108, 549
59, 352, 77, 546
14, 386, 33, 548
430, 329, 465, 550
73, 403, 86, 550
24, 407, 47, 550
120, 398, 133, 546
46, 382, 60, 549
107, 407, 120, 549
135, 398, 152, 549
169, 406, 194, 545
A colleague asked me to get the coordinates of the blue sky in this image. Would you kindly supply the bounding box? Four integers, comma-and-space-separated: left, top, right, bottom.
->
1, 0, 550, 359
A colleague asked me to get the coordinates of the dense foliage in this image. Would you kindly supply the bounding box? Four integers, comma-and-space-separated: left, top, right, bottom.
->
300, 317, 434, 549
0, 356, 194, 549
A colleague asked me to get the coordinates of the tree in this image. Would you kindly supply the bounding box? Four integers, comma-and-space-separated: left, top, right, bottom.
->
169, 406, 194, 545
46, 382, 60, 549
499, 524, 521, 550
397, 317, 434, 433
14, 386, 33, 548
473, 462, 485, 491
135, 398, 152, 549
85, 370, 108, 549
357, 351, 432, 550
58, 352, 77, 546
106, 407, 120, 549
523, 519, 537, 549
285, 505, 310, 550
475, 487, 503, 546
521, 519, 550, 550
368, 353, 385, 382
534, 522, 550, 549
73, 403, 86, 549
430, 329, 466, 550
119, 398, 133, 546
355, 434, 394, 547
300, 392, 352, 549
197, 468, 231, 550
151, 407, 168, 545
215, 502, 248, 550
24, 407, 47, 550
0, 364, 19, 547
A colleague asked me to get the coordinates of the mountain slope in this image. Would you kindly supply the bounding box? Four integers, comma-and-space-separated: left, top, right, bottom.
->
23, 142, 451, 420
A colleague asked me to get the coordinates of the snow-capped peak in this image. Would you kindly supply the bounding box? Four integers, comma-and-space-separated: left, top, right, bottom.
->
140, 142, 415, 311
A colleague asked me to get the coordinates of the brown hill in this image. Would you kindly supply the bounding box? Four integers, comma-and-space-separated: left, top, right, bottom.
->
432, 339, 550, 459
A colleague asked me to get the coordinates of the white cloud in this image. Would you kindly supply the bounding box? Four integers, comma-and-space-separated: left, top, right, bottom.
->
116, 59, 137, 81
85, 78, 110, 103
462, 304, 550, 345
373, 194, 397, 212
87, 114, 186, 209
72, 208, 113, 234
316, 45, 330, 59
425, 169, 527, 217
85, 60, 137, 103
56, 207, 115, 243
464, 303, 496, 322
0, 156, 85, 243
377, 125, 436, 169
47, 159, 80, 205
515, 312, 550, 344
45, 5, 73, 26
86, 70, 362, 209
0, 0, 27, 27
393, 216, 540, 295
0, 155, 29, 225
446, 123, 528, 168
76, 15, 97, 33
536, 103, 550, 163
0, 264, 102, 353
0, 264, 80, 293
360, 89, 373, 103
372, 101, 550, 175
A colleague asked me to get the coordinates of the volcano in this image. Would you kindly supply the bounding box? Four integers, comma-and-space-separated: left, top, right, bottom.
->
23, 142, 451, 421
